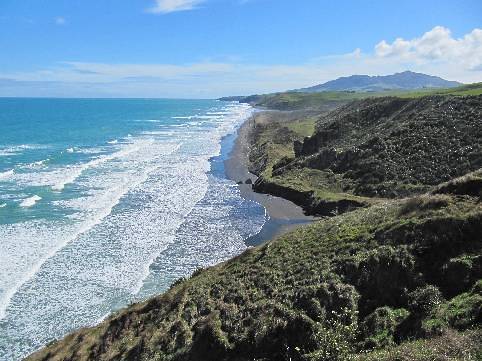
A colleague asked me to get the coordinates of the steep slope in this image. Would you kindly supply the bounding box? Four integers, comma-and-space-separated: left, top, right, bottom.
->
255, 95, 481, 212
27, 172, 482, 361
294, 71, 461, 93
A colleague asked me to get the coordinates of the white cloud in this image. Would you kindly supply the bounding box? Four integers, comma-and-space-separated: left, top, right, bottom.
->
147, 0, 205, 14
375, 26, 482, 70
55, 17, 66, 25
1, 26, 481, 98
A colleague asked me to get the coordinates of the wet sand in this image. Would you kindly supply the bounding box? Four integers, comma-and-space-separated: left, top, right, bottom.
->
224, 111, 317, 246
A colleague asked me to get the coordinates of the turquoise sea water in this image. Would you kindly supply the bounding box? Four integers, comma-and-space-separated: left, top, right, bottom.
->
0, 98, 265, 360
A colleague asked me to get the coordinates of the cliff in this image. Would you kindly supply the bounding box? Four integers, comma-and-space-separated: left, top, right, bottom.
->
27, 171, 482, 360
27, 92, 482, 361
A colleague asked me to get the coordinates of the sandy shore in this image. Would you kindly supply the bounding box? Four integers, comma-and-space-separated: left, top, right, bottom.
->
224, 111, 317, 246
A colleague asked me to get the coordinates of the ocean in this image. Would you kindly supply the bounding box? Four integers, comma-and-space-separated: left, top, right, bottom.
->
0, 98, 266, 360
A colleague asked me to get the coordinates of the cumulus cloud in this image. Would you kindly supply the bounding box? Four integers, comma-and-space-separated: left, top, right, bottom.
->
375, 26, 482, 70
147, 0, 205, 14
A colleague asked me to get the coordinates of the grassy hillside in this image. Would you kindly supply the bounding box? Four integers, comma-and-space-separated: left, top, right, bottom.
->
394, 82, 482, 98
248, 111, 374, 216
241, 83, 482, 111
242, 91, 368, 111
251, 95, 481, 216
27, 171, 482, 361
27, 91, 482, 361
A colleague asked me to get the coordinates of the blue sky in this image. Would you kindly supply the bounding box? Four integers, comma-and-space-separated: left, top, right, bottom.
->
0, 0, 481, 97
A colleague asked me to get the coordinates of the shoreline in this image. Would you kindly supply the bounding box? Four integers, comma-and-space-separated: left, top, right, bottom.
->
224, 110, 316, 246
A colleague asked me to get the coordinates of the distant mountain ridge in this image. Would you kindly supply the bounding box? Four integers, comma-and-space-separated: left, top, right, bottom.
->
294, 71, 462, 92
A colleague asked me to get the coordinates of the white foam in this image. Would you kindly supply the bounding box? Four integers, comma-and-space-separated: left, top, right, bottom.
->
24, 159, 48, 169
141, 131, 175, 136
66, 147, 75, 153
0, 169, 14, 180
0, 102, 257, 359
107, 139, 118, 144
0, 144, 47, 157
206, 111, 230, 115
196, 115, 222, 120
0, 155, 170, 321
0, 203, 6, 208
133, 119, 161, 123
20, 195, 41, 208
52, 139, 154, 191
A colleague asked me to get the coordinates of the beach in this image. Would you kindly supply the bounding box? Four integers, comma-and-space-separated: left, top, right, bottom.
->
224, 110, 317, 246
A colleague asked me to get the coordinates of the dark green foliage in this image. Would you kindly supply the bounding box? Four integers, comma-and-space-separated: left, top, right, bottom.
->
27, 189, 482, 361
408, 285, 444, 316
433, 169, 482, 198
441, 255, 482, 296
272, 155, 295, 172
436, 280, 482, 330
189, 312, 231, 360
359, 307, 409, 349
250, 95, 481, 219
291, 96, 482, 198
348, 246, 420, 316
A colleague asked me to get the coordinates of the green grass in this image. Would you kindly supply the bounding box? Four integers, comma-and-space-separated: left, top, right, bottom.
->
249, 115, 317, 178
25, 87, 482, 361
27, 183, 482, 361
251, 91, 371, 110
250, 83, 482, 110
355, 329, 482, 361
285, 116, 317, 137
394, 82, 482, 98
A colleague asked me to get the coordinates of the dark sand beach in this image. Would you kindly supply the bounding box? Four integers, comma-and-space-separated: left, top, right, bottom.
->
224, 111, 317, 246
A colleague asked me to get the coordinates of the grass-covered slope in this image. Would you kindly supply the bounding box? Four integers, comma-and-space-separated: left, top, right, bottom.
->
248, 111, 375, 216
251, 95, 481, 215
232, 82, 482, 111
296, 95, 482, 197
27, 173, 482, 361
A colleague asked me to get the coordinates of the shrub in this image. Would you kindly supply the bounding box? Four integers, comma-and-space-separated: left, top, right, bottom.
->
304, 308, 359, 361
408, 285, 444, 316
398, 195, 450, 216
189, 312, 231, 360
354, 246, 419, 315
441, 255, 482, 296
360, 307, 409, 350
437, 280, 482, 330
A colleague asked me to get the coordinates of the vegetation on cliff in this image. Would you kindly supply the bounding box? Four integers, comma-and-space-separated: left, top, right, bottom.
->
27, 171, 482, 360
28, 89, 482, 361
220, 82, 482, 111
251, 95, 481, 215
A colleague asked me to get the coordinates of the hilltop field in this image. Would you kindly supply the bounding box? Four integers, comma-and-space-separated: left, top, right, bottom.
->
28, 85, 482, 361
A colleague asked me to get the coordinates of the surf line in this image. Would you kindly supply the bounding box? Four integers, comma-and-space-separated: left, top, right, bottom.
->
0, 142, 181, 320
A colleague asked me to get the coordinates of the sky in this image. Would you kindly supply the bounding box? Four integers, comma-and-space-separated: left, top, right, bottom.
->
0, 0, 481, 98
